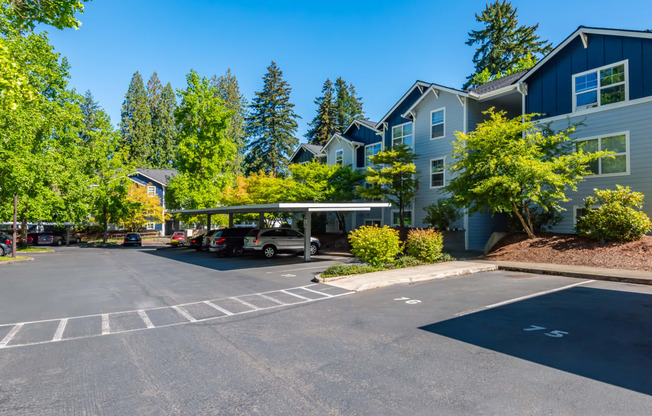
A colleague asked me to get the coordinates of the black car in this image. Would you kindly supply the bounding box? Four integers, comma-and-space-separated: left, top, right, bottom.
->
200, 229, 220, 251
123, 233, 142, 247
208, 227, 254, 257
0, 233, 13, 256
188, 232, 206, 250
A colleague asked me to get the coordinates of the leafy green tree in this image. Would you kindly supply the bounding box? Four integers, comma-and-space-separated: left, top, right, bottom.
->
212, 68, 248, 174
3, 0, 88, 31
463, 1, 552, 89
305, 78, 336, 145
244, 61, 300, 175
121, 71, 153, 167
359, 144, 418, 228
447, 109, 608, 239
334, 77, 364, 133
120, 182, 168, 232
147, 72, 177, 168
166, 70, 235, 226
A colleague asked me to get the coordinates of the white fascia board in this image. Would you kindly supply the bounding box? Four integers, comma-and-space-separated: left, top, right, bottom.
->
133, 171, 167, 188
401, 85, 469, 118
469, 84, 521, 101
377, 81, 431, 126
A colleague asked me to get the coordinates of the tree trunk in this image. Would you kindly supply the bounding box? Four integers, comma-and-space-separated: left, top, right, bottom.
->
511, 201, 535, 239
20, 217, 28, 250
12, 194, 17, 257
335, 212, 346, 234
103, 218, 108, 243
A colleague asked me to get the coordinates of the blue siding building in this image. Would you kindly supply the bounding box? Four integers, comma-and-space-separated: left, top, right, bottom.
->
129, 168, 177, 235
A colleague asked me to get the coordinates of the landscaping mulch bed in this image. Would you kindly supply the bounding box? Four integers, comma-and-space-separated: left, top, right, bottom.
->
486, 233, 652, 271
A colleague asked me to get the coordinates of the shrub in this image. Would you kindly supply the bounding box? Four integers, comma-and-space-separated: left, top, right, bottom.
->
423, 199, 460, 230
348, 225, 401, 267
575, 185, 652, 242
321, 264, 381, 278
392, 255, 424, 268
405, 228, 444, 263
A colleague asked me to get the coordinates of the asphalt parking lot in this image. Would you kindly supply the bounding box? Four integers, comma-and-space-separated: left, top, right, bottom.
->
0, 246, 650, 415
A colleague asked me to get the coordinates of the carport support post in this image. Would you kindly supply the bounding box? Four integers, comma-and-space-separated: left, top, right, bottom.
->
207, 214, 212, 231
65, 225, 70, 246
228, 213, 234, 228
304, 210, 311, 262
258, 213, 264, 229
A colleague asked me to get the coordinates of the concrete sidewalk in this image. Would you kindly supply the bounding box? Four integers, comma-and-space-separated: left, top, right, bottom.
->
477, 260, 652, 286
323, 261, 498, 292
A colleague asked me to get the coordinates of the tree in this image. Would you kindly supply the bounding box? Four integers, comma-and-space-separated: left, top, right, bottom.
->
120, 182, 167, 231
358, 144, 418, 228
244, 61, 300, 175
446, 109, 608, 239
463, 1, 552, 89
166, 70, 235, 226
212, 69, 247, 174
120, 71, 153, 167
4, 0, 88, 31
334, 77, 364, 133
305, 78, 336, 145
147, 73, 177, 168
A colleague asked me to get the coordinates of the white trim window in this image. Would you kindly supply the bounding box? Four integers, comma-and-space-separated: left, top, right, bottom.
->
335, 149, 343, 166
146, 222, 155, 230
364, 219, 381, 226
431, 158, 445, 188
576, 132, 629, 177
392, 211, 412, 226
573, 205, 598, 228
573, 60, 628, 111
430, 108, 445, 139
391, 122, 413, 148
365, 142, 382, 166
147, 186, 156, 197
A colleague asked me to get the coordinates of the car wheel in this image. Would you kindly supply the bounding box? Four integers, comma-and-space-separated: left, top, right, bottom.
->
0, 247, 4, 256
55, 239, 63, 246
310, 243, 319, 255
75, 237, 81, 244
262, 245, 276, 259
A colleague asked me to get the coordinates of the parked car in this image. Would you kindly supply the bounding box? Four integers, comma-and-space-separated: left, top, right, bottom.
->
188, 232, 206, 250
0, 233, 13, 256
52, 231, 82, 246
170, 231, 186, 246
123, 233, 142, 247
200, 230, 220, 251
243, 228, 320, 258
208, 227, 254, 257
35, 233, 54, 246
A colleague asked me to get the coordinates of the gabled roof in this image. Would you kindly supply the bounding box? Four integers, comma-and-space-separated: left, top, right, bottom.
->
376, 81, 431, 127
321, 133, 364, 153
343, 118, 379, 135
289, 143, 324, 163
466, 70, 527, 96
134, 168, 177, 187
520, 26, 652, 83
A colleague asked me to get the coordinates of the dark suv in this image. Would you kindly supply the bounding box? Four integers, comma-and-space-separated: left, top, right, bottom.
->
0, 233, 13, 256
208, 227, 254, 257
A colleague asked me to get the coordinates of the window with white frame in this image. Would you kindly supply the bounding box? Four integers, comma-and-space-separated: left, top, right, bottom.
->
431, 108, 445, 139
365, 143, 382, 166
364, 219, 381, 226
392, 211, 412, 226
392, 122, 413, 148
146, 222, 155, 230
573, 61, 627, 111
147, 186, 156, 197
573, 206, 598, 227
576, 132, 628, 176
334, 149, 343, 166
431, 158, 445, 188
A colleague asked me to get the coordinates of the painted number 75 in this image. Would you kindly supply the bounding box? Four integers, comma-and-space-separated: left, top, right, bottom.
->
523, 325, 569, 338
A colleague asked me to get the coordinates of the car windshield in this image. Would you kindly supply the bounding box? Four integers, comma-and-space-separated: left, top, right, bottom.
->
246, 229, 259, 237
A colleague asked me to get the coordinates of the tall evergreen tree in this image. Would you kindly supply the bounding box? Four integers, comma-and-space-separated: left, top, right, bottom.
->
211, 68, 247, 174
244, 61, 300, 175
147, 72, 176, 168
80, 89, 101, 134
463, 1, 552, 89
120, 71, 153, 167
305, 78, 336, 146
334, 77, 364, 133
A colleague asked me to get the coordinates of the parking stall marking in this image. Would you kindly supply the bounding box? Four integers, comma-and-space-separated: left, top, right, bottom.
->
0, 284, 354, 350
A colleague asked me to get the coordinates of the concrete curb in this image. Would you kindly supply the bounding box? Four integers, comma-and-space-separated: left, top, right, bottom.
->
0, 257, 34, 265
493, 264, 652, 286
17, 250, 54, 254
322, 261, 498, 292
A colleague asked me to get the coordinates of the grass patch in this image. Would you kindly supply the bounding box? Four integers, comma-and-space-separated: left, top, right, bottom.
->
0, 256, 29, 261
321, 254, 456, 278
17, 247, 54, 252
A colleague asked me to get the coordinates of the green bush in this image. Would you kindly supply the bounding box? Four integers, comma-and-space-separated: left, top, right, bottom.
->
392, 255, 424, 268
423, 199, 460, 230
405, 228, 444, 263
575, 185, 652, 242
348, 225, 401, 267
321, 264, 382, 278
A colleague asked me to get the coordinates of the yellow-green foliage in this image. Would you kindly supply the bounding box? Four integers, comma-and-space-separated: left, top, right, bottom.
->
348, 225, 401, 267
405, 229, 444, 263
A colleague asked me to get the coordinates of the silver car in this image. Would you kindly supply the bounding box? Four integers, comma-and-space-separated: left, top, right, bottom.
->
243, 228, 320, 258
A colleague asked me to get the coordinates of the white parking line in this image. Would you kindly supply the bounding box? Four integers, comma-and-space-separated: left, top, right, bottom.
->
138, 310, 155, 329
231, 297, 260, 310
203, 301, 234, 316
172, 306, 196, 322
101, 314, 110, 335
0, 324, 23, 348
52, 318, 68, 341
300, 286, 333, 298
280, 290, 311, 301
265, 265, 326, 274
257, 293, 287, 305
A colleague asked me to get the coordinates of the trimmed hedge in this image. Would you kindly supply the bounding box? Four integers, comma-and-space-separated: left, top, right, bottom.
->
348, 225, 401, 267
405, 228, 443, 263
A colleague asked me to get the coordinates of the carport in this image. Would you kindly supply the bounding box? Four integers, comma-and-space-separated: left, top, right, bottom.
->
169, 202, 390, 262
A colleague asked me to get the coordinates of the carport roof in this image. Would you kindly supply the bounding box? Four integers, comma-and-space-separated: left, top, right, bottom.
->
169, 202, 390, 215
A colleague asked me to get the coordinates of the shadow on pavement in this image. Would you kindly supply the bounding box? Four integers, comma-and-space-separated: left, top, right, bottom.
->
419, 286, 652, 395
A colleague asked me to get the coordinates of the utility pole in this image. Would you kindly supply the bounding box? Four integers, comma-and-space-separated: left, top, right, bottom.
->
12, 193, 17, 258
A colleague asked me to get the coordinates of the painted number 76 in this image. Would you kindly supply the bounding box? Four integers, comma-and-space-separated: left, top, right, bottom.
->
523, 325, 569, 338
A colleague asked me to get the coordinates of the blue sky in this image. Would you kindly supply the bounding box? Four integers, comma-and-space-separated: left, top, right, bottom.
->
46, 0, 652, 141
